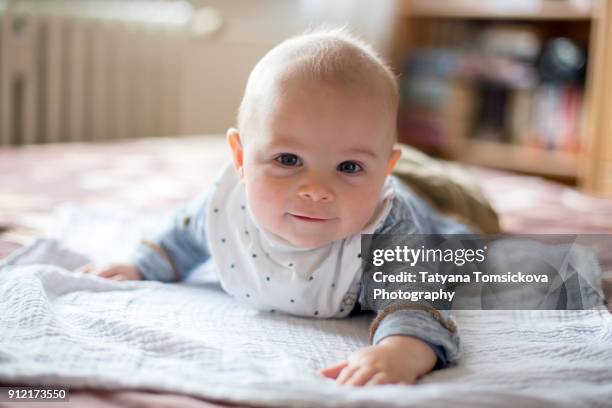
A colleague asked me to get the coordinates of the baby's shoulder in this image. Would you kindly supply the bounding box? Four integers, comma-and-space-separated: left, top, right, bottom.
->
375, 176, 425, 235
378, 175, 474, 235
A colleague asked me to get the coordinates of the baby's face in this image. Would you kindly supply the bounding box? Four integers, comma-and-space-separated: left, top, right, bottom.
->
229, 81, 400, 248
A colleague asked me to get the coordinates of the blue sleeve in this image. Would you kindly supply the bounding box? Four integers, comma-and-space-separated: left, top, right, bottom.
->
129, 191, 211, 282
370, 308, 458, 369
427, 342, 449, 369
363, 176, 465, 368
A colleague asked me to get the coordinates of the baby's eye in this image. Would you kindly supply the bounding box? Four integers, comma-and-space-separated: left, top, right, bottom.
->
337, 161, 363, 174
275, 153, 302, 167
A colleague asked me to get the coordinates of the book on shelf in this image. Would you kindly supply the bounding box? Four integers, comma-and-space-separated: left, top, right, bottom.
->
397, 22, 587, 159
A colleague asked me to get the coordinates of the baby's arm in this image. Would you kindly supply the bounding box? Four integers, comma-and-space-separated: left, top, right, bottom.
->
320, 335, 437, 386
92, 191, 212, 282
321, 307, 458, 386
87, 263, 143, 281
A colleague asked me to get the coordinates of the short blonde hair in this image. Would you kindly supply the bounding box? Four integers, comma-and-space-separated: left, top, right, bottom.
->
237, 27, 398, 138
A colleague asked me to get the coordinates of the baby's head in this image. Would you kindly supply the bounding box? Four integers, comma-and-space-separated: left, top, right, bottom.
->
227, 28, 401, 248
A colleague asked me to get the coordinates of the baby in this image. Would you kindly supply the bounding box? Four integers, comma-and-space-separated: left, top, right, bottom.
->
96, 28, 466, 386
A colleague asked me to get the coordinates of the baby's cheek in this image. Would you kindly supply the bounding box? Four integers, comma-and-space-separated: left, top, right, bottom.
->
343, 186, 382, 230
245, 176, 287, 225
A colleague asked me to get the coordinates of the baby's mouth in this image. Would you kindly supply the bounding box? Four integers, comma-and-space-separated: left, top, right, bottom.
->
289, 213, 334, 222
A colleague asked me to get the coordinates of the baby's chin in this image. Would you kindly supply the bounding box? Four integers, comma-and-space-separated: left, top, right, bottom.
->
258, 214, 371, 249
255, 222, 332, 249
272, 218, 374, 249
280, 226, 363, 249
263, 225, 337, 249
284, 234, 338, 250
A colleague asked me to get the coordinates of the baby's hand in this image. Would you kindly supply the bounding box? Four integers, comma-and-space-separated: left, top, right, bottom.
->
320, 335, 437, 386
79, 263, 143, 281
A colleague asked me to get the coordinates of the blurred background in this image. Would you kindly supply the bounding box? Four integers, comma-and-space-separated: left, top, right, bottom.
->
1, 0, 611, 196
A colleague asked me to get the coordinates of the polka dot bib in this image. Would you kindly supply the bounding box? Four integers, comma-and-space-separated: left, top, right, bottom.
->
205, 164, 395, 318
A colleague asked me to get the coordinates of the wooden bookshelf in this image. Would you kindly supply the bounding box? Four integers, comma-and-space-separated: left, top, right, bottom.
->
392, 0, 612, 197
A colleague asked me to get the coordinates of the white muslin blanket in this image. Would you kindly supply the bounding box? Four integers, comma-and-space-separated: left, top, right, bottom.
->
1, 205, 611, 408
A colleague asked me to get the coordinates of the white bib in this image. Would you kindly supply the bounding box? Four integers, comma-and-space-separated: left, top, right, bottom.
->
205, 164, 395, 318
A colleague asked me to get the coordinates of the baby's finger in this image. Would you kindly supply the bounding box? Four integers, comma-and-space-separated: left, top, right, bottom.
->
336, 364, 359, 385
320, 361, 348, 379
364, 372, 389, 386
75, 264, 94, 274
97, 269, 120, 278
345, 367, 376, 387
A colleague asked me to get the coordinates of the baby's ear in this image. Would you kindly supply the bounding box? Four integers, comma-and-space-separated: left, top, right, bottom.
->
226, 128, 244, 180
386, 147, 402, 175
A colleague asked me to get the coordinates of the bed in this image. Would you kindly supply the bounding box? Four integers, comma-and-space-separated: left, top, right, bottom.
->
1, 135, 611, 408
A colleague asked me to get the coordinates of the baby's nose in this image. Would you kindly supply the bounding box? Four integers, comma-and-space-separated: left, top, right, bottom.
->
297, 181, 335, 202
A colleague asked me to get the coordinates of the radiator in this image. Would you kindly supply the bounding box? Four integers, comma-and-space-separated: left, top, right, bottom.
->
0, 1, 194, 145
